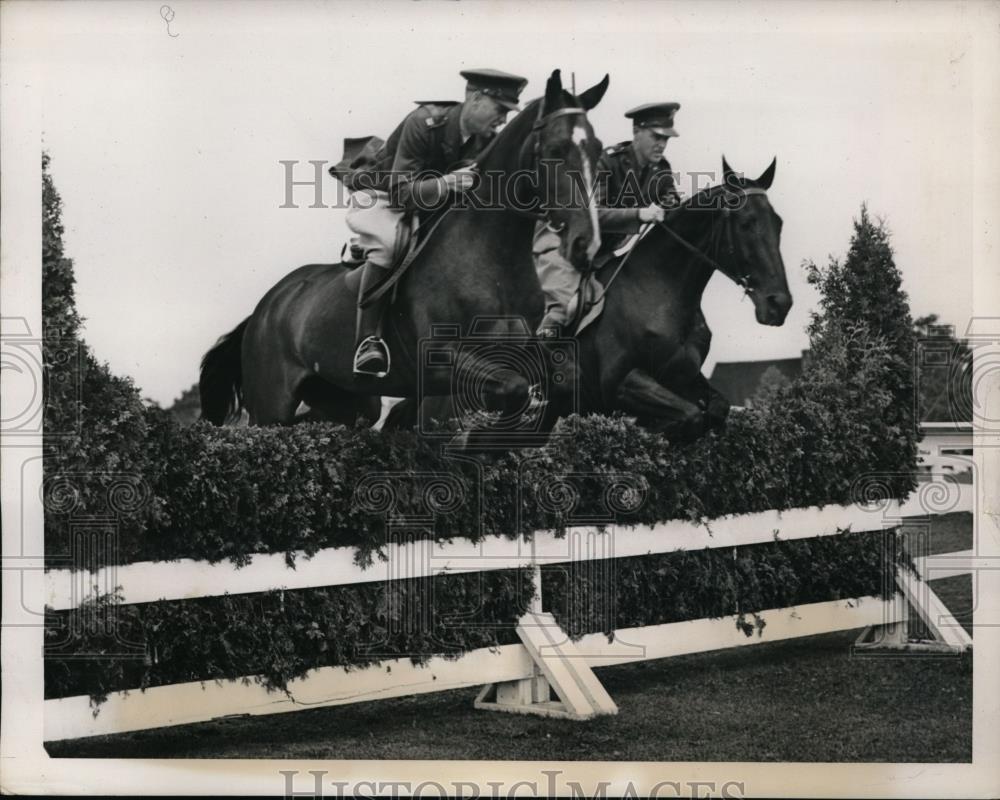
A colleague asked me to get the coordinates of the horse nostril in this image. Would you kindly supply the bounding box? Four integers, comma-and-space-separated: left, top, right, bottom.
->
766, 292, 792, 316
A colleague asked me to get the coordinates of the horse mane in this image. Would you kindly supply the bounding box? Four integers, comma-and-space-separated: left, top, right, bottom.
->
474, 92, 577, 172
661, 173, 763, 241
670, 178, 754, 214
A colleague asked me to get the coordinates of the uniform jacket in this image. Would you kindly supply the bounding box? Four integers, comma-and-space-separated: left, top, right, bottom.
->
357, 102, 489, 213
596, 141, 680, 254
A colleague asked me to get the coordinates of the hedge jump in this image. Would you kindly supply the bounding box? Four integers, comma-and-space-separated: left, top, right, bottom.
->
43, 498, 972, 740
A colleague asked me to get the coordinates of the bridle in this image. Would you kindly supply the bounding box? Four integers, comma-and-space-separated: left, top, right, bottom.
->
458, 101, 591, 230
592, 186, 770, 308
506, 102, 593, 232
656, 186, 770, 297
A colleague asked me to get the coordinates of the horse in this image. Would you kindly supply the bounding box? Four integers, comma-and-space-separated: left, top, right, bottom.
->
199, 69, 609, 429
385, 158, 792, 442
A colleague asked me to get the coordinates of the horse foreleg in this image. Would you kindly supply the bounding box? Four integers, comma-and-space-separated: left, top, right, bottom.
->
449, 353, 530, 419
685, 372, 731, 431
615, 368, 708, 440
382, 397, 420, 431
444, 350, 554, 451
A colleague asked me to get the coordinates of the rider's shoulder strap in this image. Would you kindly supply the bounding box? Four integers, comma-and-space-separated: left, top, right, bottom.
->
413, 101, 459, 130
603, 141, 631, 157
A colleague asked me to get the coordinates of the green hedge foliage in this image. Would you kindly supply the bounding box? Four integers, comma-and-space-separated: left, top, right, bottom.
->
45, 568, 533, 703
45, 530, 900, 702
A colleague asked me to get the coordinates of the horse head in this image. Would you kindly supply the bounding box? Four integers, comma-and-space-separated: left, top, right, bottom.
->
476, 69, 607, 271
533, 69, 609, 270
717, 156, 792, 326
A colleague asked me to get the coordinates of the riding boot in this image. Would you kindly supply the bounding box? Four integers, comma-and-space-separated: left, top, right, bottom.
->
353, 260, 392, 377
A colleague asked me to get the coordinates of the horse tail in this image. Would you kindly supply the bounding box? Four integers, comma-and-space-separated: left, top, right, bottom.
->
199, 317, 249, 425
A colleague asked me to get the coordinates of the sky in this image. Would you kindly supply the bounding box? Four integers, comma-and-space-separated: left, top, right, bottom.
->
28, 0, 980, 406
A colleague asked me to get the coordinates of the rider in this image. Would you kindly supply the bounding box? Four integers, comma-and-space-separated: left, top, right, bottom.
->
533, 102, 682, 338
346, 68, 529, 377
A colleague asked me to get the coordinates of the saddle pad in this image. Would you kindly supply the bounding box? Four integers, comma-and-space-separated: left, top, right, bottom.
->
570, 272, 606, 337
572, 224, 656, 335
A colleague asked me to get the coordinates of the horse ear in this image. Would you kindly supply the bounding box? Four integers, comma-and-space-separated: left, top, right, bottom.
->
756, 157, 777, 190
577, 73, 610, 111
545, 69, 563, 111
722, 155, 739, 188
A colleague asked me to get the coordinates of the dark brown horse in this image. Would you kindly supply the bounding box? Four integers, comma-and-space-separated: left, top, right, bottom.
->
386, 158, 792, 442
199, 70, 609, 428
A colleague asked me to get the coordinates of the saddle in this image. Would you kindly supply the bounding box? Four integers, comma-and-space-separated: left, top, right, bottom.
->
344, 202, 454, 308
568, 230, 646, 336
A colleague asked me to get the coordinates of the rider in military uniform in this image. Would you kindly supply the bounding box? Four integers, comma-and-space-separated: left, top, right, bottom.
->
533, 102, 682, 337
346, 68, 528, 377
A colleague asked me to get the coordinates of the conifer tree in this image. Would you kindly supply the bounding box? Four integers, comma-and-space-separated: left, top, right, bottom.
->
804, 205, 919, 493
42, 152, 81, 343
42, 154, 157, 556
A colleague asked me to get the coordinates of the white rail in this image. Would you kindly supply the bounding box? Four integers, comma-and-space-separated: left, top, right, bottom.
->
44, 594, 900, 742
45, 501, 901, 611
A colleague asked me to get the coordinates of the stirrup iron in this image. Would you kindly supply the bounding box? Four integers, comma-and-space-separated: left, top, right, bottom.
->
353, 336, 391, 378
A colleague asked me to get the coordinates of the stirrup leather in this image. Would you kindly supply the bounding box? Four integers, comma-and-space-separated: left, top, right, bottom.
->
353, 336, 391, 378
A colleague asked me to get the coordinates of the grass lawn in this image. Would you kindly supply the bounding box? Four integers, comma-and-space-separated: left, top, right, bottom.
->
45, 513, 974, 762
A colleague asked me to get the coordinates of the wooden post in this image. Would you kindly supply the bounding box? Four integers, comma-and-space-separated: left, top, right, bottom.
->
475, 532, 618, 720
530, 533, 542, 614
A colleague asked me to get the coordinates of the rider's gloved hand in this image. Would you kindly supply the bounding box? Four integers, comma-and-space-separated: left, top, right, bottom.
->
443, 164, 479, 193
638, 204, 665, 223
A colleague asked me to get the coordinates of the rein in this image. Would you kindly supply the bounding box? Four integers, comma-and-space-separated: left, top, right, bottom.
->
438, 103, 590, 229
594, 187, 769, 305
